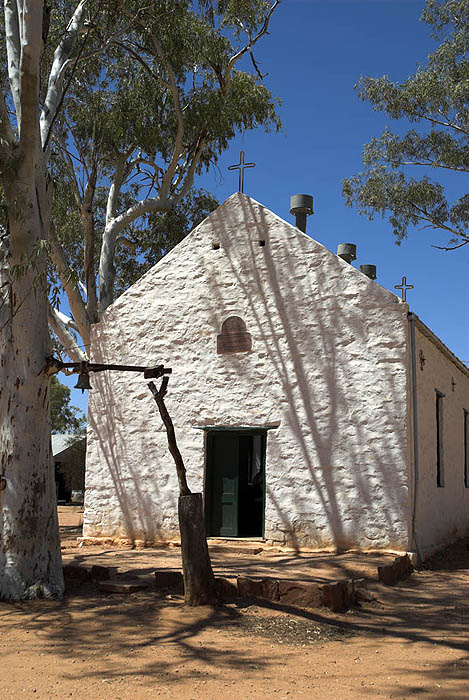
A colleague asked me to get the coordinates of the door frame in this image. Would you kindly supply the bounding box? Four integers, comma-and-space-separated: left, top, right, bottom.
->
204, 427, 267, 538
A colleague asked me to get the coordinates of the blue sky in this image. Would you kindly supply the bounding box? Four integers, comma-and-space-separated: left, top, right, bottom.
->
65, 0, 468, 416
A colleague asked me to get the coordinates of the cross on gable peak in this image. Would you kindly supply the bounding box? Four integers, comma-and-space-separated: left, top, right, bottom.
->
228, 150, 256, 193
394, 275, 414, 302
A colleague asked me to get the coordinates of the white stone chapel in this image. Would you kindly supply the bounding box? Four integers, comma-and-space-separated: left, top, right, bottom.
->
83, 193, 469, 558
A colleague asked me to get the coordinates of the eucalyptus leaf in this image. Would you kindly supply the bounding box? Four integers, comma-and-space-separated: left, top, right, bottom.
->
343, 0, 468, 250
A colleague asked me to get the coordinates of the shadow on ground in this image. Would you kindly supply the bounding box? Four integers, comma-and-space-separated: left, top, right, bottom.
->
1, 529, 469, 696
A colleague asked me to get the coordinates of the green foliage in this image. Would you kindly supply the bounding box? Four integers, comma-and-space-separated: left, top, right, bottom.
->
342, 0, 468, 249
113, 189, 219, 295
47, 0, 280, 307
50, 375, 86, 435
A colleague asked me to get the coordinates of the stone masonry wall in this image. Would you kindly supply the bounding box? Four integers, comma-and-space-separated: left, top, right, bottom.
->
84, 193, 411, 550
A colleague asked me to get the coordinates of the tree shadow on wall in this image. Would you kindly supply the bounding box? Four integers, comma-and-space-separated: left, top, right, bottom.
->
85, 192, 408, 554
86, 365, 176, 545
201, 195, 408, 552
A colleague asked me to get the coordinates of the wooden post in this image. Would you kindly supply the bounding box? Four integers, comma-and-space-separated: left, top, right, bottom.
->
179, 492, 218, 605
148, 379, 217, 606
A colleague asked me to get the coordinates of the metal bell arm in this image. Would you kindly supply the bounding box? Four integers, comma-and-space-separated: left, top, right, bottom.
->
44, 356, 172, 380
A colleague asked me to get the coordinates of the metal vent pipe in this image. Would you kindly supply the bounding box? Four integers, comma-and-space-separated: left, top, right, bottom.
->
290, 194, 313, 233
337, 243, 357, 264
360, 264, 377, 280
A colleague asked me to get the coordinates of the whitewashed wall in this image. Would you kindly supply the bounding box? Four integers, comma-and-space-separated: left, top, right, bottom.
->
413, 322, 469, 556
84, 193, 411, 550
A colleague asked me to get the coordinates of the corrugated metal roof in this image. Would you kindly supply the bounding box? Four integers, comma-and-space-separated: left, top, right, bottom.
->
52, 434, 84, 457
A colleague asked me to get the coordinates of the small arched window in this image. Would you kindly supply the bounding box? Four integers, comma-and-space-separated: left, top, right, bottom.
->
217, 316, 252, 354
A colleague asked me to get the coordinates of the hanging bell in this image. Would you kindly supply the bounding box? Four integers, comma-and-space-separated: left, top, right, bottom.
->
75, 371, 92, 393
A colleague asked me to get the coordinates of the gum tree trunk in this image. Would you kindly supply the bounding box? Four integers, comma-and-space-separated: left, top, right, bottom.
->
0, 0, 90, 600
0, 182, 63, 600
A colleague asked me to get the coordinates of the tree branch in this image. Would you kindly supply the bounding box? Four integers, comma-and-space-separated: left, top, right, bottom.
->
148, 378, 191, 497
54, 131, 83, 207
398, 160, 469, 172
48, 304, 87, 362
17, 0, 44, 170
106, 194, 170, 239
413, 110, 469, 136
40, 0, 88, 150
148, 34, 184, 198
111, 40, 170, 89
82, 156, 98, 323
64, 113, 91, 184
173, 128, 207, 203
432, 240, 469, 251
4, 0, 21, 123
223, 0, 280, 95
48, 222, 91, 347
411, 203, 469, 241
99, 188, 169, 312
105, 155, 126, 226
116, 236, 136, 254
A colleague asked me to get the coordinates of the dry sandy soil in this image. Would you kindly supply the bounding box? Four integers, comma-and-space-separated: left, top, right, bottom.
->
1, 528, 469, 700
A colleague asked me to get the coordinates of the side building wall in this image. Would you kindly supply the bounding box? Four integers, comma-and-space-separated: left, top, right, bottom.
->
413, 322, 469, 557
83, 193, 411, 551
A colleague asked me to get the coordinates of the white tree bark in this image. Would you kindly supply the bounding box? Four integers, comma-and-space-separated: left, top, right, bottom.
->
4, 0, 21, 123
48, 306, 87, 363
40, 0, 88, 149
0, 179, 64, 600
49, 223, 91, 348
0, 0, 87, 601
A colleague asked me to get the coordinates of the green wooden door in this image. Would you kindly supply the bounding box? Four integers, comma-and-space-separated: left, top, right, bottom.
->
206, 432, 239, 537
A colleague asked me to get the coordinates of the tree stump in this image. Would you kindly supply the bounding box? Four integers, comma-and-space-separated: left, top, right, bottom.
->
178, 493, 218, 606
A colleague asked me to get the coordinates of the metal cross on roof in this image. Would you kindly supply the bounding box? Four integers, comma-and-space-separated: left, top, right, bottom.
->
394, 276, 414, 302
228, 150, 256, 193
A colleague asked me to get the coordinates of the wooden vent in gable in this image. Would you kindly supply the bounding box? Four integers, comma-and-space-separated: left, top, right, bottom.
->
217, 316, 252, 354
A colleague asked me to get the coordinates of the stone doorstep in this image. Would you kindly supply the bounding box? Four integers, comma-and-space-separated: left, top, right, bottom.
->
377, 553, 414, 586
97, 580, 149, 594
77, 537, 170, 549
154, 570, 184, 594
63, 563, 116, 584
64, 561, 368, 612
63, 563, 152, 594
77, 536, 267, 555
236, 575, 360, 613
63, 557, 409, 608
208, 544, 264, 555
152, 571, 365, 613
76, 535, 409, 563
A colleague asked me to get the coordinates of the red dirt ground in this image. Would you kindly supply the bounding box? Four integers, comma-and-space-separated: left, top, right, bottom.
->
1, 527, 468, 700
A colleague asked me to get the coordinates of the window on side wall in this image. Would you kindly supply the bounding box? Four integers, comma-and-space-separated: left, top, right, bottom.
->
436, 390, 445, 487
464, 409, 469, 489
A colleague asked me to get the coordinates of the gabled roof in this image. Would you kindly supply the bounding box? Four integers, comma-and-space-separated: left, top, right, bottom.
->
103, 191, 399, 317
52, 434, 85, 459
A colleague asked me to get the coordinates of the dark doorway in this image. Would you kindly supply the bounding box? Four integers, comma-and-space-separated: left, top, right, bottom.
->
205, 430, 266, 538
